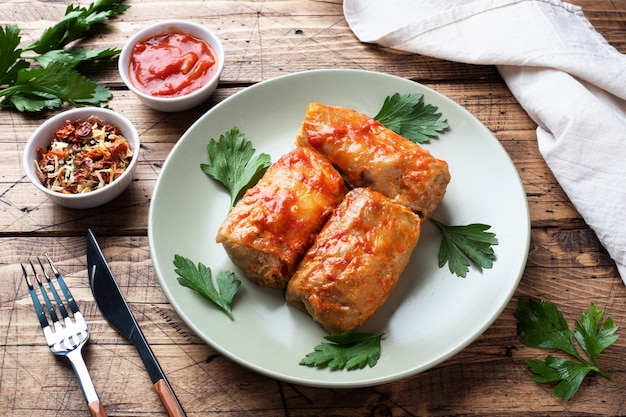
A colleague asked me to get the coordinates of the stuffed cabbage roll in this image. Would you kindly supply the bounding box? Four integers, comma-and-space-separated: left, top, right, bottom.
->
286, 187, 421, 333
216, 147, 346, 288
296, 102, 450, 219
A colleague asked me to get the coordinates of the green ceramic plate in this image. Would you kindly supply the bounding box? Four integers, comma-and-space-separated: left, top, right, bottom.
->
148, 69, 530, 388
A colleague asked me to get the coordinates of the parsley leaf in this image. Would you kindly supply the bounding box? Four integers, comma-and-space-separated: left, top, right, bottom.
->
515, 299, 619, 401
0, 61, 109, 111
173, 254, 241, 319
429, 218, 498, 277
300, 332, 384, 370
201, 127, 271, 207
0, 25, 27, 87
34, 48, 121, 69
574, 303, 619, 362
525, 356, 594, 402
374, 92, 449, 143
25, 0, 130, 54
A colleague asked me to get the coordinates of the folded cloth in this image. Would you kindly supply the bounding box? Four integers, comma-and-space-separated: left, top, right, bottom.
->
344, 0, 626, 284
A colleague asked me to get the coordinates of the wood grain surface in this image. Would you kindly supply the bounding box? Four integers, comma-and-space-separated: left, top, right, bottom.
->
2, 1, 626, 416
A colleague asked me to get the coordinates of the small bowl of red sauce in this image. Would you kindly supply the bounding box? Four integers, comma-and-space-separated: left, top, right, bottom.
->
119, 20, 224, 112
23, 107, 140, 209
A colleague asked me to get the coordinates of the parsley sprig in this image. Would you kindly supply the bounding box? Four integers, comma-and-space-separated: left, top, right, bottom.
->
24, 0, 129, 55
374, 92, 449, 144
515, 299, 619, 401
300, 332, 384, 370
201, 126, 272, 207
173, 255, 241, 319
0, 0, 128, 111
429, 219, 498, 278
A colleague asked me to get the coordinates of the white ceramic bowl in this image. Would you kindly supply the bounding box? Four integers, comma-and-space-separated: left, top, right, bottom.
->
118, 20, 224, 112
23, 107, 140, 209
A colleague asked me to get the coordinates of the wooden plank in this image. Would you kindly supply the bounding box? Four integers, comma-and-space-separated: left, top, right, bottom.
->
2, 0, 626, 415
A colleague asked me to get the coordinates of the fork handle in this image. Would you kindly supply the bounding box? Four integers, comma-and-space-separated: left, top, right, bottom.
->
67, 349, 108, 416
88, 400, 108, 417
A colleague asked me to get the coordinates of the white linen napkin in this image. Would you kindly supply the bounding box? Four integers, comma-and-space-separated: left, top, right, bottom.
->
344, 0, 626, 284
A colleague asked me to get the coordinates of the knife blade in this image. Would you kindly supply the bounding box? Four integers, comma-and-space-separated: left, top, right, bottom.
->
86, 229, 186, 417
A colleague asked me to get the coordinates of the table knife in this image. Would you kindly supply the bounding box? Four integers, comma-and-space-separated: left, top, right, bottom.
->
86, 229, 187, 417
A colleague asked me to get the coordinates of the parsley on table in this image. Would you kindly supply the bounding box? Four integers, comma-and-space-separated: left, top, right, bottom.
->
374, 92, 449, 144
429, 218, 498, 278
3, 61, 113, 112
515, 299, 619, 401
24, 0, 129, 55
173, 255, 241, 319
201, 126, 272, 207
299, 332, 384, 370
34, 48, 122, 70
0, 0, 128, 111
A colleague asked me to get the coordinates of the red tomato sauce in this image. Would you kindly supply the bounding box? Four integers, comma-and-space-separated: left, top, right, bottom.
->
129, 33, 217, 97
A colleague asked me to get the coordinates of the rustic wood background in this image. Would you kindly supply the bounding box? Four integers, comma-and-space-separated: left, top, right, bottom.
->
1, 0, 626, 416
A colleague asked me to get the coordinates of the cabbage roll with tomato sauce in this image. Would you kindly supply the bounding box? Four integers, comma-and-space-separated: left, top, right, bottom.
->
216, 147, 346, 288
296, 102, 450, 219
286, 187, 421, 333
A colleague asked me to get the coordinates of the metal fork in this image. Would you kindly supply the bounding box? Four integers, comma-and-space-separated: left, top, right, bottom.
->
22, 254, 108, 417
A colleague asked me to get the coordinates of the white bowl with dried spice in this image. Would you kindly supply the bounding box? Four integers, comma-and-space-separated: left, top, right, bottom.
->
23, 107, 140, 209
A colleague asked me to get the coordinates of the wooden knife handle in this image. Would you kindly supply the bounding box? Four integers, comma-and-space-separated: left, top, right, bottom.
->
154, 379, 186, 417
88, 400, 107, 417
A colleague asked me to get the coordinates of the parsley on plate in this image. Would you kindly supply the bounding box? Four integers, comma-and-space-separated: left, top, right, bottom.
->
300, 332, 385, 370
374, 92, 449, 144
173, 254, 241, 319
429, 219, 498, 278
201, 126, 272, 207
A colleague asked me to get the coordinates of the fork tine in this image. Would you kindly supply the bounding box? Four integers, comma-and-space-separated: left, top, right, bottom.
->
28, 260, 60, 325
21, 263, 49, 329
37, 257, 70, 319
45, 253, 80, 315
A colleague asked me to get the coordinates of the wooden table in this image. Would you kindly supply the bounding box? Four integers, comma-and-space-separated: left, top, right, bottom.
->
2, 1, 626, 415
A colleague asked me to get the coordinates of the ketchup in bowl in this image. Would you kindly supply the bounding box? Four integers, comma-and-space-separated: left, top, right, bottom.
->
129, 33, 218, 97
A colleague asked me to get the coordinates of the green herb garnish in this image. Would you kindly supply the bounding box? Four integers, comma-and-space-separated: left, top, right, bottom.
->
173, 255, 241, 319
201, 126, 272, 207
299, 331, 384, 370
374, 92, 449, 143
0, 0, 128, 111
429, 218, 498, 278
515, 299, 619, 401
